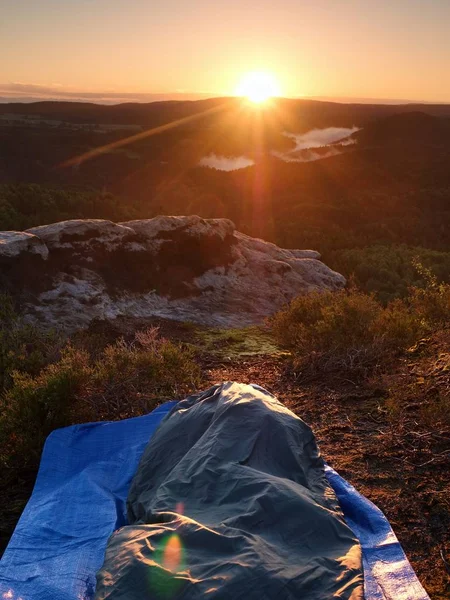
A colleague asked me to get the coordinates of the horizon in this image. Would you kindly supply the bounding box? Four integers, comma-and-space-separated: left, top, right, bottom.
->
2, 1, 450, 105
1, 90, 449, 107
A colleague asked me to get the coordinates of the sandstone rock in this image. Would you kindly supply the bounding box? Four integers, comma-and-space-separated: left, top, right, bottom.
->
2, 217, 346, 331
0, 231, 48, 259
27, 219, 135, 251
121, 215, 235, 242
234, 232, 320, 261
290, 249, 321, 260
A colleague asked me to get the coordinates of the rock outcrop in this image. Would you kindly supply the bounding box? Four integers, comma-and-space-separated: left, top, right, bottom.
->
0, 216, 345, 330
0, 231, 49, 259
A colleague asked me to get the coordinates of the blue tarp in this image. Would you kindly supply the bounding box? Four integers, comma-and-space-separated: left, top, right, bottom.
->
0, 386, 430, 600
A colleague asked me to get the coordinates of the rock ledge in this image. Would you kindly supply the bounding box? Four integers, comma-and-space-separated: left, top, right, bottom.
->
0, 216, 345, 330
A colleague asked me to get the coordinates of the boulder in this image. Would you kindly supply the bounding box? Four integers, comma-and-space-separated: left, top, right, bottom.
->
2, 217, 346, 330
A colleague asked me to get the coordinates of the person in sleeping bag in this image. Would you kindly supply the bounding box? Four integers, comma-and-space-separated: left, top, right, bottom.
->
95, 382, 363, 600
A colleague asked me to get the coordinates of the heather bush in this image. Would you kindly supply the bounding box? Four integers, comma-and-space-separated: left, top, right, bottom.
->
374, 298, 424, 352
409, 262, 450, 327
271, 290, 380, 353
0, 346, 91, 466
0, 327, 200, 469
270, 283, 449, 376
0, 294, 59, 392
85, 328, 201, 421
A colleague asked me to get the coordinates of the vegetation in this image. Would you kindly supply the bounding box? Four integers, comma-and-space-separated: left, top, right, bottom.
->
326, 245, 450, 304
0, 184, 138, 230
189, 325, 282, 359
0, 294, 59, 392
270, 275, 450, 378
1, 289, 449, 598
2, 108, 450, 255
0, 304, 200, 471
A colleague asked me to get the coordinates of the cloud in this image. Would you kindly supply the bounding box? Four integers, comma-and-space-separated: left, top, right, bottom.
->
272, 147, 341, 163
3, 82, 64, 93
199, 154, 254, 171
198, 127, 360, 170
337, 137, 357, 146
0, 82, 215, 104
273, 126, 359, 163
285, 127, 360, 151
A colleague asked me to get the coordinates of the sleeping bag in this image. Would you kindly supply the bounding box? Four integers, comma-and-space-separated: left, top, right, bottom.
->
95, 382, 363, 599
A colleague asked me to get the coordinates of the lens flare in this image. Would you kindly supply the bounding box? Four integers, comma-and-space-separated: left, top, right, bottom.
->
162, 534, 183, 572
150, 533, 186, 598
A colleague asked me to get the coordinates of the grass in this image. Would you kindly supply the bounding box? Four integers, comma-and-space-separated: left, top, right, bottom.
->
191, 325, 283, 359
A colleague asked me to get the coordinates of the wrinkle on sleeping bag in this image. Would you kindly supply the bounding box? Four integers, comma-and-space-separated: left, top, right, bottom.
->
95, 382, 364, 599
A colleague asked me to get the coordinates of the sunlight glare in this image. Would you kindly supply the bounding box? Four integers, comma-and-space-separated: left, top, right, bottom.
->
149, 532, 186, 598
235, 71, 280, 104
162, 534, 183, 573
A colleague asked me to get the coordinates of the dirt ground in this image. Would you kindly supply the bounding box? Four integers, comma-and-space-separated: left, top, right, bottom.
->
2, 320, 449, 598
202, 352, 450, 600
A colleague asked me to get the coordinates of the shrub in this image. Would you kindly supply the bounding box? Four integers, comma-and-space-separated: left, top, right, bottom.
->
0, 295, 59, 392
0, 346, 91, 466
0, 327, 200, 469
270, 288, 430, 377
271, 290, 380, 353
384, 330, 450, 431
374, 298, 424, 352
86, 328, 201, 420
409, 262, 450, 327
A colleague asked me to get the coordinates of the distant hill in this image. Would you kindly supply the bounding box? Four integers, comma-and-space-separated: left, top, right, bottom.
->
354, 111, 450, 147
1, 99, 450, 256
2, 97, 450, 128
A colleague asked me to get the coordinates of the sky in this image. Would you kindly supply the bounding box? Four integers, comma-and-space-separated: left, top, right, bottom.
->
1, 0, 450, 103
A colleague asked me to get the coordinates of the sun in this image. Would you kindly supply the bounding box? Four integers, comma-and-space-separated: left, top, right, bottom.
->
235, 71, 281, 104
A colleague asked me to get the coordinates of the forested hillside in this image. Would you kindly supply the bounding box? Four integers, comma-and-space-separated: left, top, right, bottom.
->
1, 104, 450, 300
